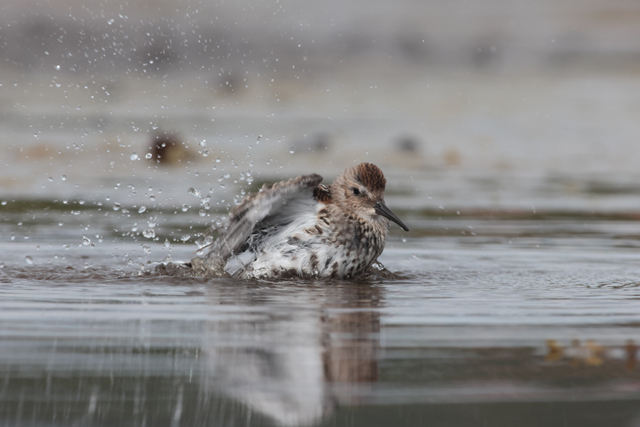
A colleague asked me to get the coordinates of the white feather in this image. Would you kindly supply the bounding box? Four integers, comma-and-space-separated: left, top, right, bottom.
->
224, 196, 320, 277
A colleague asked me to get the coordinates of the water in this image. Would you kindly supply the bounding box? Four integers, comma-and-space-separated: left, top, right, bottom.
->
5, 84, 640, 423
3, 4, 640, 422
2, 190, 640, 426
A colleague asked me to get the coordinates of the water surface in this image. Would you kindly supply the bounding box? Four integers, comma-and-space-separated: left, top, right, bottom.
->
3, 35, 640, 426
2, 199, 640, 426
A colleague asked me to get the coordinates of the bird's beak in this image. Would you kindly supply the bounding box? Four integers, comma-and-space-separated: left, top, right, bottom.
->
375, 201, 409, 231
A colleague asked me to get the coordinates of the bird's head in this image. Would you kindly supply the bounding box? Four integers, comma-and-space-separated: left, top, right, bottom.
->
332, 163, 409, 231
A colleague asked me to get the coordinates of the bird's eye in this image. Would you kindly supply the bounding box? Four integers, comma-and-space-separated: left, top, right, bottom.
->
352, 188, 361, 196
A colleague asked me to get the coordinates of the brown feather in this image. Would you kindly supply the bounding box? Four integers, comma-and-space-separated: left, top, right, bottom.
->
354, 163, 386, 193
313, 184, 333, 204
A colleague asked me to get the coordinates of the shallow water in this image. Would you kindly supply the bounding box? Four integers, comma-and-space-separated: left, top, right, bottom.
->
3, 36, 640, 424
2, 199, 640, 426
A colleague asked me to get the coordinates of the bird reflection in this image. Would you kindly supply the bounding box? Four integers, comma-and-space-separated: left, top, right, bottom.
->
202, 281, 382, 426
627, 340, 638, 370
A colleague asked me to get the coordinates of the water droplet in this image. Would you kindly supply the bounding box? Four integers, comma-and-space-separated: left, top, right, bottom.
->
142, 245, 151, 254
289, 147, 295, 154
164, 238, 171, 249
82, 236, 91, 246
199, 140, 207, 147
113, 202, 122, 211
24, 256, 33, 265
199, 209, 206, 217
147, 216, 157, 227
54, 65, 61, 71
138, 206, 146, 214
61, 175, 67, 181
130, 153, 139, 161
188, 188, 201, 197
149, 195, 156, 201
145, 153, 152, 159
142, 229, 155, 239
181, 204, 188, 212
181, 235, 191, 242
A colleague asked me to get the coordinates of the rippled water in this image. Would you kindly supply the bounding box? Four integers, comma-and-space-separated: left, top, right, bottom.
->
2, 194, 640, 426
3, 30, 640, 421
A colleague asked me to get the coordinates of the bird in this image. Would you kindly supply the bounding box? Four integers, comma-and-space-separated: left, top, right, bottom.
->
189, 163, 409, 279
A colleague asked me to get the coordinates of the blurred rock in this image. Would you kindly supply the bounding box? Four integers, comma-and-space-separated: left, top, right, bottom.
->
396, 135, 421, 153
216, 70, 244, 95
395, 33, 430, 62
472, 43, 500, 68
443, 147, 461, 167
139, 39, 177, 73
149, 131, 192, 165
20, 143, 56, 161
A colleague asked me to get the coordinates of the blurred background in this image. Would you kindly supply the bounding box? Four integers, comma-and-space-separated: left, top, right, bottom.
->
2, 0, 640, 212
4, 2, 640, 426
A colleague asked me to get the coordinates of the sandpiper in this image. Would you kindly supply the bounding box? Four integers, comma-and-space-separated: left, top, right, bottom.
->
191, 163, 409, 279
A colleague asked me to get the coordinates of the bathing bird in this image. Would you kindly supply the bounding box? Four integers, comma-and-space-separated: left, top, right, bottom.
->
191, 163, 409, 279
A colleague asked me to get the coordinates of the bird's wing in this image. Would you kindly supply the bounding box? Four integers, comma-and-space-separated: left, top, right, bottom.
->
209, 173, 324, 262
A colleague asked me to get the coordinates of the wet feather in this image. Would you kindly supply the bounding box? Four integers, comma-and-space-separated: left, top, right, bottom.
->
198, 163, 408, 279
